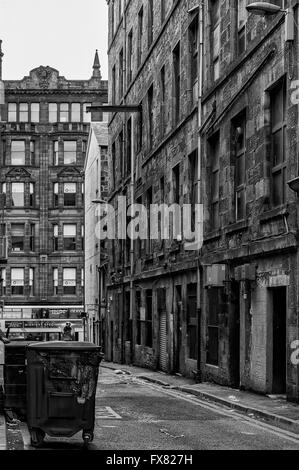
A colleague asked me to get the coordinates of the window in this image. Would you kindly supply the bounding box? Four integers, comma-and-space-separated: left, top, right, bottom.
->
63, 268, 76, 295
118, 131, 124, 181
126, 117, 132, 176
1, 183, 6, 207
237, 0, 247, 55
64, 141, 77, 165
63, 182, 76, 207
137, 7, 143, 68
146, 186, 153, 254
83, 103, 92, 123
173, 164, 180, 205
8, 103, 17, 122
112, 65, 116, 104
148, 84, 154, 148
127, 29, 133, 84
59, 103, 69, 122
81, 225, 84, 251
173, 42, 181, 124
53, 225, 59, 251
145, 289, 153, 347
63, 224, 76, 251
81, 182, 84, 205
49, 103, 58, 122
31, 103, 40, 123
189, 15, 199, 105
11, 268, 24, 296
189, 150, 198, 233
119, 49, 124, 99
137, 101, 143, 153
71, 103, 81, 122
187, 284, 197, 360
136, 290, 141, 345
232, 113, 246, 221
0, 268, 6, 296
148, 0, 154, 47
54, 183, 59, 207
111, 142, 116, 189
209, 132, 220, 230
19, 103, 29, 122
271, 78, 287, 207
29, 268, 35, 296
30, 142, 35, 165
207, 287, 225, 366
211, 0, 220, 81
29, 183, 35, 207
53, 141, 59, 165
11, 183, 25, 207
53, 268, 58, 296
11, 224, 25, 252
11, 141, 25, 165
81, 267, 84, 288
160, 66, 166, 136
30, 224, 35, 251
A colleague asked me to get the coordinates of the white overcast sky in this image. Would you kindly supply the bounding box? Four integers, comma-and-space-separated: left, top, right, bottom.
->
0, 0, 108, 80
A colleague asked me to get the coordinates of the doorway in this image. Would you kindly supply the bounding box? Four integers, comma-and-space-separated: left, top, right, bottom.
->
157, 288, 167, 372
174, 285, 182, 373
231, 281, 240, 388
272, 287, 287, 394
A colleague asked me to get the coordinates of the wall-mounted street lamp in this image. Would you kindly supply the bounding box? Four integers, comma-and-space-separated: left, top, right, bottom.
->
246, 2, 295, 42
287, 177, 299, 195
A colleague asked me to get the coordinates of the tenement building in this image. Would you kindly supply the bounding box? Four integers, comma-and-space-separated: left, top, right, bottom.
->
0, 52, 108, 340
106, 0, 200, 376
200, 0, 299, 401
106, 0, 299, 403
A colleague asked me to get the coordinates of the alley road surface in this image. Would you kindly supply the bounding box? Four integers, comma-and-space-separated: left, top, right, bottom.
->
17, 367, 299, 450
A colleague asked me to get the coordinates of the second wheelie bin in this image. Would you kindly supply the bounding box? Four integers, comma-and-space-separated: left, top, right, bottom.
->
26, 341, 103, 448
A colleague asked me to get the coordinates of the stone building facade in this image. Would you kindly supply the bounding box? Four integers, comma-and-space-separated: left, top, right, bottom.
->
106, 0, 299, 402
0, 53, 108, 339
200, 0, 299, 401
106, 0, 201, 376
84, 122, 108, 345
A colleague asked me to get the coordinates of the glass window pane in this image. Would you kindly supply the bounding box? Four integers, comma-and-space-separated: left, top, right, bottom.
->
11, 183, 25, 206
63, 224, 76, 237
60, 103, 69, 122
11, 140, 25, 165
49, 103, 58, 123
8, 103, 17, 122
273, 129, 283, 166
19, 103, 29, 122
64, 141, 77, 164
273, 171, 282, 206
31, 103, 40, 123
71, 103, 81, 122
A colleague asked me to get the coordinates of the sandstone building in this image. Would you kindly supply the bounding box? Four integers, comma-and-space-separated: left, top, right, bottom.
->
0, 52, 108, 340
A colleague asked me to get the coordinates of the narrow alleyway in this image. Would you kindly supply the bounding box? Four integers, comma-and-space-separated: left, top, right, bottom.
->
12, 368, 299, 451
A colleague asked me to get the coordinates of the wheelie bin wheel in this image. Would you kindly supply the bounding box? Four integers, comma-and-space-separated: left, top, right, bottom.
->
82, 431, 94, 448
30, 428, 45, 448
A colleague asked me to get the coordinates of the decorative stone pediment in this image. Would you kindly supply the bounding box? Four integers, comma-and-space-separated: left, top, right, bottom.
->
5, 168, 32, 180
29, 66, 60, 89
57, 167, 82, 178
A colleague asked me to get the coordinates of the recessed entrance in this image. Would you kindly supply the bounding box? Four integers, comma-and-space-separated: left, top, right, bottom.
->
272, 287, 287, 394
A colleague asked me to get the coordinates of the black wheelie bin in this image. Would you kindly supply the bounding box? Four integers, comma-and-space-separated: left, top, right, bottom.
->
26, 341, 103, 448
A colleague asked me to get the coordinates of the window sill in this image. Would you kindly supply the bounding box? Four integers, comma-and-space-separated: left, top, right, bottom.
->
204, 229, 222, 243
224, 219, 248, 236
259, 206, 288, 224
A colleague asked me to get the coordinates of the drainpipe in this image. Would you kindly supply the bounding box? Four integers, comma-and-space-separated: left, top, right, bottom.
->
197, 1, 204, 381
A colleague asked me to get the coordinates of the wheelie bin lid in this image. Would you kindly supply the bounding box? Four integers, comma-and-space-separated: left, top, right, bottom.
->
27, 341, 102, 351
